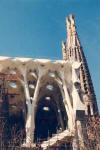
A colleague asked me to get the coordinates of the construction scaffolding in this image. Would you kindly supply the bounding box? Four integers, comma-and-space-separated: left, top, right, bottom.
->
0, 72, 20, 150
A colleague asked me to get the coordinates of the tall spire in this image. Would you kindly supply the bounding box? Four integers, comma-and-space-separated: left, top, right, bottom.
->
65, 14, 99, 115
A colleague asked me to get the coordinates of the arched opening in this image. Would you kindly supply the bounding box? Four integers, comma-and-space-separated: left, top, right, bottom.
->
87, 104, 91, 115
34, 78, 68, 143
34, 97, 58, 142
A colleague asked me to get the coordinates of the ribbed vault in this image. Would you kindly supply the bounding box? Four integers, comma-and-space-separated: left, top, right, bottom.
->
34, 73, 68, 142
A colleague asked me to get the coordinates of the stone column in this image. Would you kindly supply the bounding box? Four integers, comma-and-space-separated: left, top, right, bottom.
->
75, 111, 87, 150
55, 77, 68, 130
71, 62, 86, 150
18, 67, 32, 145
57, 103, 65, 130
59, 70, 74, 130
29, 71, 43, 143
18, 66, 45, 146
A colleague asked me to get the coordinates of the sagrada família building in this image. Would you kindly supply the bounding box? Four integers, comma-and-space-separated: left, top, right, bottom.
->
0, 14, 99, 150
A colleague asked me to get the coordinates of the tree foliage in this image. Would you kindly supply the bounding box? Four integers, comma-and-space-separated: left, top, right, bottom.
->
85, 116, 100, 150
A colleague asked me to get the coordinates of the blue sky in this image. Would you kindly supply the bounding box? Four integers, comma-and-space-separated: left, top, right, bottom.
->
0, 0, 100, 110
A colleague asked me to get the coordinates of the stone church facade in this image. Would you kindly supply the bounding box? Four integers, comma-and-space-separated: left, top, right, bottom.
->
0, 14, 99, 149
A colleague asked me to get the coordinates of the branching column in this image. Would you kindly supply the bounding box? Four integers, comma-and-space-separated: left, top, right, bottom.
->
19, 67, 32, 144
54, 77, 68, 130
19, 66, 44, 145
30, 70, 44, 143
59, 70, 74, 130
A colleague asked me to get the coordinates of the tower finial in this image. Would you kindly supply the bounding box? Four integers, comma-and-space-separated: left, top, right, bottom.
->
69, 14, 75, 25
69, 14, 79, 48
69, 14, 76, 33
66, 17, 71, 31
62, 41, 67, 60
66, 17, 71, 50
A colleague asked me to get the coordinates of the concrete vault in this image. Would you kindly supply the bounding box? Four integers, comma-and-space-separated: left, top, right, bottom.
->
0, 56, 85, 149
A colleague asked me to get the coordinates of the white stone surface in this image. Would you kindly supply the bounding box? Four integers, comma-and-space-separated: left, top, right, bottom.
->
0, 56, 85, 146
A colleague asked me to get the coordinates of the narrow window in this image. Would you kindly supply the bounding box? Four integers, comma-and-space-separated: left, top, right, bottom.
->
93, 104, 95, 112
87, 105, 91, 115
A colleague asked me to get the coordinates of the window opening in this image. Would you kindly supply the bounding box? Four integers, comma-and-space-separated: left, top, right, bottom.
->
9, 83, 17, 88
43, 107, 50, 111
49, 72, 55, 77
10, 70, 16, 74
46, 85, 53, 90
45, 97, 51, 100
29, 84, 35, 89
87, 105, 91, 115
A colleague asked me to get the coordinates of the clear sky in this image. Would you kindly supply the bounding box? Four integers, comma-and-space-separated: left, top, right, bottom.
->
0, 0, 100, 110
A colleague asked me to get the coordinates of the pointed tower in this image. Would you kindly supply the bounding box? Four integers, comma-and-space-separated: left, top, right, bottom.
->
63, 14, 99, 115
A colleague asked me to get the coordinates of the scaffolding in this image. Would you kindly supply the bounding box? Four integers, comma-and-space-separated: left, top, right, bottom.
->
0, 71, 20, 150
